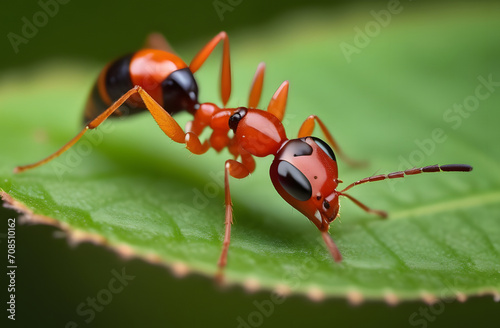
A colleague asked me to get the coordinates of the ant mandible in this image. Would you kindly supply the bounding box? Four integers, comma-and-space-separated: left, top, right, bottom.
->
15, 32, 473, 278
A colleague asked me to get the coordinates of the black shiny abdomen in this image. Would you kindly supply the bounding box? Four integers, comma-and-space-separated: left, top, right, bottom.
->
105, 53, 135, 103
83, 54, 142, 124
83, 54, 200, 125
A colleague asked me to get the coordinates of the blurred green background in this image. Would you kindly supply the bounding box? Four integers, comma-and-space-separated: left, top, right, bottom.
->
1, 0, 499, 327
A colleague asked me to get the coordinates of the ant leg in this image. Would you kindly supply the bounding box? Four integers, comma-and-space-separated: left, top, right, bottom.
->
190, 32, 231, 106
133, 86, 210, 154
248, 62, 265, 108
321, 231, 342, 262
184, 132, 211, 155
339, 193, 388, 218
14, 87, 140, 173
14, 129, 89, 173
15, 86, 209, 173
143, 32, 175, 53
298, 115, 366, 167
239, 150, 256, 174
217, 159, 251, 282
266, 81, 289, 122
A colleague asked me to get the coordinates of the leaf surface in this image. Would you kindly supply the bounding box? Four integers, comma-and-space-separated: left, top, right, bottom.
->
1, 5, 499, 302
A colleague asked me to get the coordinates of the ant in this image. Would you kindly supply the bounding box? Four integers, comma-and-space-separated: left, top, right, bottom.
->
15, 32, 473, 278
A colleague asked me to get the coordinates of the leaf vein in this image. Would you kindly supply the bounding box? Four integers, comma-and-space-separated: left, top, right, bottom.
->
390, 191, 500, 220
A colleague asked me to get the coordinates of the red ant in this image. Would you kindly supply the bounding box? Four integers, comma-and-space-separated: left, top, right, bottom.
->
15, 32, 473, 277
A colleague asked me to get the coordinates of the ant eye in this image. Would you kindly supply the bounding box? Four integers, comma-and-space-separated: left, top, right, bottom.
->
276, 161, 312, 201
229, 107, 247, 131
289, 139, 313, 157
323, 200, 330, 210
276, 138, 312, 159
310, 137, 336, 162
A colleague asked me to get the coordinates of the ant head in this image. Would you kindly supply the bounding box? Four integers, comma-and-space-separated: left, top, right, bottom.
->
229, 107, 287, 157
162, 67, 199, 114
270, 137, 340, 231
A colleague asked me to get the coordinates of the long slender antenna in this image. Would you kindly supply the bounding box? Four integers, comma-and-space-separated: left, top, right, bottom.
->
337, 164, 473, 218
340, 164, 473, 193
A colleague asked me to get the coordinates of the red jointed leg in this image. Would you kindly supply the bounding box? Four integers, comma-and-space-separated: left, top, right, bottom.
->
144, 32, 175, 53
190, 32, 231, 106
15, 87, 140, 173
267, 81, 289, 122
248, 62, 265, 109
321, 231, 342, 262
339, 193, 388, 218
216, 159, 251, 281
298, 115, 366, 167
14, 85, 211, 174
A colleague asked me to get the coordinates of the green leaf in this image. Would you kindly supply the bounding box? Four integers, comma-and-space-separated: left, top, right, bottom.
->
1, 5, 499, 303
